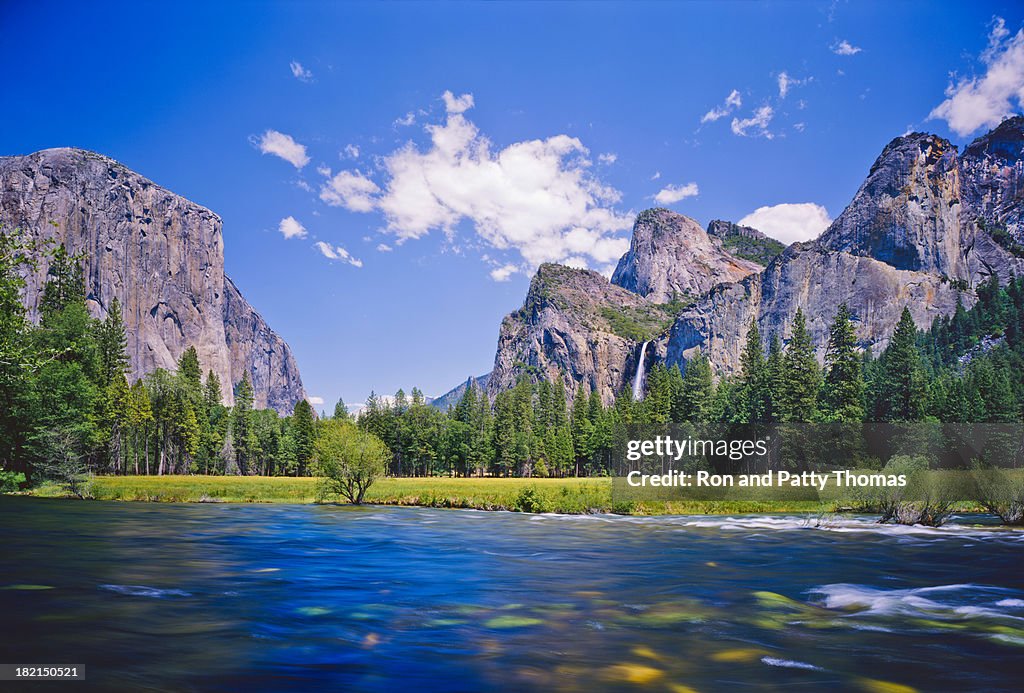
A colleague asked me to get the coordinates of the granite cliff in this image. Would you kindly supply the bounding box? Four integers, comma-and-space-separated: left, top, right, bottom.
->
482, 117, 1024, 397
0, 148, 305, 413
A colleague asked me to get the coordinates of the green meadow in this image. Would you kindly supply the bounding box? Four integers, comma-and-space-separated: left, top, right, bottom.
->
25, 474, 848, 515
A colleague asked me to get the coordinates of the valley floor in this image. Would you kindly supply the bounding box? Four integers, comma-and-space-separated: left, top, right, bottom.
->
21, 474, 987, 516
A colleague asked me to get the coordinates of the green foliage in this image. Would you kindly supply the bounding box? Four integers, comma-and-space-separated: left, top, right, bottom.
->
820, 304, 866, 422
598, 302, 679, 342
720, 232, 785, 266
315, 419, 390, 504
870, 308, 926, 421
779, 309, 821, 422
0, 470, 26, 492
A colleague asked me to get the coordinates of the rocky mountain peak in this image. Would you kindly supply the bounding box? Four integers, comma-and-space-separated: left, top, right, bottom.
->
0, 147, 305, 413
818, 130, 967, 277
611, 208, 763, 302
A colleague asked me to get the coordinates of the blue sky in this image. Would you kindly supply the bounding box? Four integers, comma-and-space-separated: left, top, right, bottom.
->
3, 1, 1024, 409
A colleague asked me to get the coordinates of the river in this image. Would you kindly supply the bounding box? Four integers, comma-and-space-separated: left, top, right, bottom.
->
1, 497, 1022, 691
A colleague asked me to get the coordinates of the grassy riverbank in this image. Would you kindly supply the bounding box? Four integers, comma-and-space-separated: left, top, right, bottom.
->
24, 475, 845, 515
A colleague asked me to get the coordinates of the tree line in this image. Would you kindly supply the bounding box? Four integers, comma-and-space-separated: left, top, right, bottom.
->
3, 225, 1023, 484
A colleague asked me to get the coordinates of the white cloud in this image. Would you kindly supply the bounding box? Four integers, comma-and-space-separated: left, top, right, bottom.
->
394, 112, 416, 127
254, 129, 310, 169
831, 39, 862, 56
442, 90, 475, 114
701, 89, 742, 123
315, 241, 363, 267
654, 182, 699, 205
598, 152, 618, 164
731, 106, 775, 138
489, 264, 518, 282
316, 164, 332, 177
929, 18, 1024, 136
290, 61, 313, 82
278, 216, 307, 240
307, 396, 324, 406
376, 243, 393, 252
343, 144, 360, 159
738, 202, 831, 244
320, 170, 380, 212
650, 171, 661, 181
777, 72, 809, 99
317, 91, 633, 270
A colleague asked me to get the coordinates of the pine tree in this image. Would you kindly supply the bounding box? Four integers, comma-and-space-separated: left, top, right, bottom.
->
820, 304, 866, 422
232, 372, 257, 474
333, 397, 350, 420
677, 352, 713, 422
97, 297, 129, 386
871, 307, 926, 422
739, 321, 767, 422
291, 399, 317, 475
39, 244, 86, 321
779, 309, 821, 422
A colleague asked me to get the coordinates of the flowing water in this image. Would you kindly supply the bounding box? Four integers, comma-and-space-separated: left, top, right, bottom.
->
1, 497, 1023, 691
632, 341, 650, 401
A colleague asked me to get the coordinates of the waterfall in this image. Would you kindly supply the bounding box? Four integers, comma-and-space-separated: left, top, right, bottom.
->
632, 341, 650, 401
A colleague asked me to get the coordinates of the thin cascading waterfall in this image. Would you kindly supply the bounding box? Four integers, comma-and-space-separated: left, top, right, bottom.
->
632, 340, 650, 401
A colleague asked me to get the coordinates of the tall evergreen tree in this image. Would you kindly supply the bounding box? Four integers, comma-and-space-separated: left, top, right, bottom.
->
871, 307, 926, 422
779, 309, 821, 422
291, 398, 317, 476
739, 321, 767, 422
232, 372, 257, 474
97, 297, 129, 386
820, 304, 866, 422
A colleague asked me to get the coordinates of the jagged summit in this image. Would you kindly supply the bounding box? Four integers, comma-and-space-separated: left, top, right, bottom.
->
480, 117, 1024, 398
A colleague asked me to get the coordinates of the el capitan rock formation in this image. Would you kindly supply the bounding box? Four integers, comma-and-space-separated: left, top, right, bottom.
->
0, 147, 305, 413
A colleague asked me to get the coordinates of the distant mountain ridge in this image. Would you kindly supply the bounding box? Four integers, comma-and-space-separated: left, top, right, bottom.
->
0, 147, 306, 413
472, 116, 1024, 402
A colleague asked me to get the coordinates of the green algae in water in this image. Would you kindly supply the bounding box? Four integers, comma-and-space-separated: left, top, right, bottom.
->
485, 615, 544, 628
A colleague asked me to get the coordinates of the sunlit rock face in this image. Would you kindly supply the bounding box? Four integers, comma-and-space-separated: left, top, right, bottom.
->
612, 208, 763, 302
0, 147, 305, 413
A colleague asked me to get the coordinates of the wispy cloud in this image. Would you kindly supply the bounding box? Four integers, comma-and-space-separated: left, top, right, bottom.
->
731, 105, 775, 138
278, 216, 307, 240
930, 17, 1024, 136
738, 202, 831, 244
653, 182, 699, 205
315, 241, 363, 268
343, 144, 360, 159
317, 91, 632, 270
701, 89, 742, 123
598, 152, 618, 164
307, 396, 324, 406
289, 60, 313, 82
320, 170, 380, 212
777, 71, 810, 99
394, 112, 416, 127
253, 129, 310, 169
489, 264, 518, 282
831, 39, 862, 56
376, 243, 393, 252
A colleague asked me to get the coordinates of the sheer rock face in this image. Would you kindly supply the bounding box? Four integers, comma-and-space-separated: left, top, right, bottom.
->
665, 243, 967, 375
484, 119, 1024, 399
487, 264, 656, 405
960, 115, 1024, 247
611, 208, 763, 302
819, 128, 1024, 284
667, 120, 1024, 375
0, 148, 305, 413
